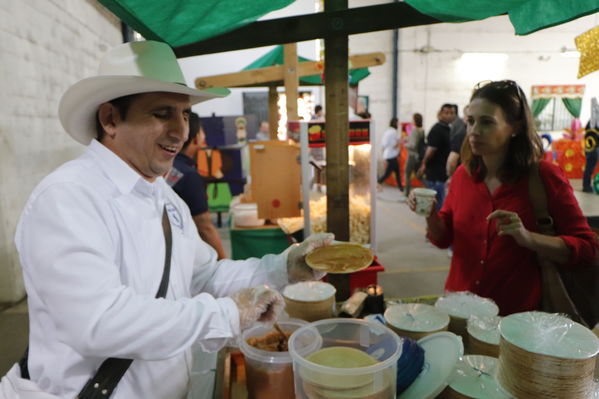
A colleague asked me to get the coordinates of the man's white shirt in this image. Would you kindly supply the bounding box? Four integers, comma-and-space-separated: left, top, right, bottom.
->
15, 140, 289, 398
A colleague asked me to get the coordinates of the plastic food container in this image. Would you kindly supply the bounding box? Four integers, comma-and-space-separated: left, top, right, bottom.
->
240, 319, 310, 399
283, 281, 336, 322
232, 203, 265, 227
289, 318, 403, 399
384, 303, 449, 340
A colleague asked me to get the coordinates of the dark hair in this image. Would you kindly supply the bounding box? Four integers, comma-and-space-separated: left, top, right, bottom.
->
441, 103, 454, 112
95, 94, 139, 142
182, 112, 200, 149
452, 104, 459, 115
413, 113, 423, 128
389, 117, 398, 128
315, 104, 323, 113
461, 80, 543, 183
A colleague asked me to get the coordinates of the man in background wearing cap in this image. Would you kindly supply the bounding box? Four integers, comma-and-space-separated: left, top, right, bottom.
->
9, 40, 332, 399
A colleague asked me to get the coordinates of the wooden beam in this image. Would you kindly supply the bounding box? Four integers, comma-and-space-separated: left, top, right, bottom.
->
194, 52, 385, 89
284, 43, 299, 121
324, 0, 350, 301
268, 85, 278, 140
174, 2, 440, 58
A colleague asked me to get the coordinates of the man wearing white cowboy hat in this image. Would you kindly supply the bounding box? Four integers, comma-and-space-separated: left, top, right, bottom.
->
4, 40, 333, 399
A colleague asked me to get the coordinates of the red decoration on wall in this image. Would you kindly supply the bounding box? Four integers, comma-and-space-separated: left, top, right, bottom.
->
272, 199, 281, 208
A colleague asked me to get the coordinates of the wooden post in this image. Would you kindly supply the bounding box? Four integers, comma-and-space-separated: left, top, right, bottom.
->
283, 43, 299, 122
268, 85, 278, 140
324, 0, 350, 301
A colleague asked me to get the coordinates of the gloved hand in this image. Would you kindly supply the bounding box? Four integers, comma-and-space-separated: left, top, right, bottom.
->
287, 233, 335, 283
230, 286, 284, 331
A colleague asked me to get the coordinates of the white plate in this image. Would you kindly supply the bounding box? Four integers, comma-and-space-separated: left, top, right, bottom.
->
400, 331, 464, 399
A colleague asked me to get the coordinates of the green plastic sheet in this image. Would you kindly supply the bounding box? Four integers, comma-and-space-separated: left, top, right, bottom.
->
97, 0, 294, 47
404, 0, 599, 35
97, 0, 599, 50
242, 45, 370, 86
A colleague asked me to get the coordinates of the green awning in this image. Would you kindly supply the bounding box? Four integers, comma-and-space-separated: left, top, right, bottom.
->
97, 0, 599, 49
242, 45, 370, 86
404, 0, 599, 35
97, 0, 294, 47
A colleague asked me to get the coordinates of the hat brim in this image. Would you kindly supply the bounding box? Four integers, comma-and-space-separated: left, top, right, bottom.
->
59, 76, 230, 145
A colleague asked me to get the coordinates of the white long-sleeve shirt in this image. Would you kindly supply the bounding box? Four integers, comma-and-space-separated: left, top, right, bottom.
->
380, 127, 400, 160
15, 140, 289, 399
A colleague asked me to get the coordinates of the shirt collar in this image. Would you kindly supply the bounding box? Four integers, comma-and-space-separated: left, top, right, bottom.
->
88, 139, 162, 198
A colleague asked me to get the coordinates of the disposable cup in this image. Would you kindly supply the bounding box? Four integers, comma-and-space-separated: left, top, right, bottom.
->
413, 188, 437, 216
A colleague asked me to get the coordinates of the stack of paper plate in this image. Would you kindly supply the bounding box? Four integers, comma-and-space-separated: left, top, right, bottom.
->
385, 304, 450, 340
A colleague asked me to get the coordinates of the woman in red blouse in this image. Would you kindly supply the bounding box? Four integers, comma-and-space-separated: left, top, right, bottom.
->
408, 80, 597, 315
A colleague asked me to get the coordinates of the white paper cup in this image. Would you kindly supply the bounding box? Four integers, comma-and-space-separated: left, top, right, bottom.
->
413, 188, 437, 216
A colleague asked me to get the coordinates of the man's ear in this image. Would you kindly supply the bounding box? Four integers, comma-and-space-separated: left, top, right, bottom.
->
97, 103, 118, 139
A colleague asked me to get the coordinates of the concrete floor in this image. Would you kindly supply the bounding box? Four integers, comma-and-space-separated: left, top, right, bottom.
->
0, 184, 448, 376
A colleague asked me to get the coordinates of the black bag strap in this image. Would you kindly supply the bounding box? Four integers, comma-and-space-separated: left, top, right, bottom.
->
76, 205, 172, 399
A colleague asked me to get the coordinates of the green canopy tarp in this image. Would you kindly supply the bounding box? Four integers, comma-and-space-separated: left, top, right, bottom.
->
97, 0, 294, 47
404, 0, 599, 35
98, 0, 599, 48
242, 45, 370, 86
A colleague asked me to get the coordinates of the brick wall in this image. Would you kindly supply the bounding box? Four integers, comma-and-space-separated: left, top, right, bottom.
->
0, 0, 121, 303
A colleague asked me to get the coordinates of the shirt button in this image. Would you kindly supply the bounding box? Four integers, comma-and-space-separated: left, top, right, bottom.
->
480, 260, 485, 264
475, 280, 480, 285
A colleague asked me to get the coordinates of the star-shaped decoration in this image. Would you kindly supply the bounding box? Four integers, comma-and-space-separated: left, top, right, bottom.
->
576, 26, 599, 78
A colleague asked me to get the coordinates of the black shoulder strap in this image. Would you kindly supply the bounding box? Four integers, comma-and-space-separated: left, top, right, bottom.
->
76, 205, 172, 399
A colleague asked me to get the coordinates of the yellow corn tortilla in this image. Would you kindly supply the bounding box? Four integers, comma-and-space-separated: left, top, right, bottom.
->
305, 243, 374, 274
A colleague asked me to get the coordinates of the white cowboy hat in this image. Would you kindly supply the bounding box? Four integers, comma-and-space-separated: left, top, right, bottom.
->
58, 40, 229, 145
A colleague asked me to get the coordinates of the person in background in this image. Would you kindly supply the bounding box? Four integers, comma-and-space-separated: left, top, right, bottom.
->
167, 112, 227, 259
408, 80, 597, 315
311, 104, 324, 120
446, 105, 469, 178
10, 40, 333, 399
377, 117, 404, 193
405, 112, 425, 196
417, 104, 455, 208
582, 97, 599, 193
255, 120, 270, 141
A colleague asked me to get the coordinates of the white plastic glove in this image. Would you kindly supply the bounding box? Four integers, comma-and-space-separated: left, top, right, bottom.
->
287, 233, 335, 283
229, 285, 285, 331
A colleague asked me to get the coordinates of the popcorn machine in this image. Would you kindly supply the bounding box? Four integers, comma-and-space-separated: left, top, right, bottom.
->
289, 120, 377, 250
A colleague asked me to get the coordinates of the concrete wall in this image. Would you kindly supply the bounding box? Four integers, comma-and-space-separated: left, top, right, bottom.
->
0, 0, 121, 303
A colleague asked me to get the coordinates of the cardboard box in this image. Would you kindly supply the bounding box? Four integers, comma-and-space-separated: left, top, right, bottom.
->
250, 141, 301, 220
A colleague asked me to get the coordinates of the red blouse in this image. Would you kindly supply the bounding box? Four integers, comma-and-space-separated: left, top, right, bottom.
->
430, 161, 597, 315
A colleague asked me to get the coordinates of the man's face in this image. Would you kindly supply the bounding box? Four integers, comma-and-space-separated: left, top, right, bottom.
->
439, 106, 456, 124
103, 92, 191, 181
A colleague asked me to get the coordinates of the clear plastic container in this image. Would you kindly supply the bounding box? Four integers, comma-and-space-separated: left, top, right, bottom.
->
289, 318, 403, 399
240, 319, 310, 399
